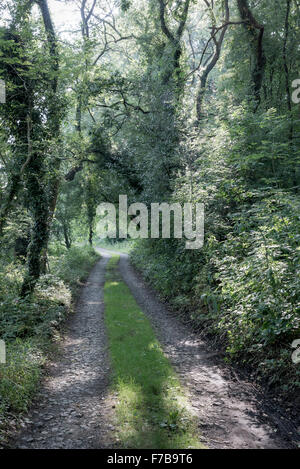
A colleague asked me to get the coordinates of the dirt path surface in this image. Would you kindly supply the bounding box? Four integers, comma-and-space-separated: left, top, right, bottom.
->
108, 249, 297, 450
12, 253, 114, 449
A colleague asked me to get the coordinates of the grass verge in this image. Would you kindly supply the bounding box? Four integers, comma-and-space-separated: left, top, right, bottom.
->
104, 256, 204, 449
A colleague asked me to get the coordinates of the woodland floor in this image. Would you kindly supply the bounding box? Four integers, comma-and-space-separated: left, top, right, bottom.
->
9, 248, 298, 449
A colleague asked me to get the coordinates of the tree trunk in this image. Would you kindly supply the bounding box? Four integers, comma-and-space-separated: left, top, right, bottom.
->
63, 224, 71, 249
21, 0, 61, 294
89, 225, 93, 246
236, 0, 266, 107
21, 156, 50, 296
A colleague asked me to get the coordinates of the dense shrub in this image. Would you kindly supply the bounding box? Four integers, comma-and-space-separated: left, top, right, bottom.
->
131, 107, 300, 398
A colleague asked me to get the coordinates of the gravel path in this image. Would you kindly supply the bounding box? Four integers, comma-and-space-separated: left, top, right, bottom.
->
12, 253, 114, 449
112, 250, 297, 450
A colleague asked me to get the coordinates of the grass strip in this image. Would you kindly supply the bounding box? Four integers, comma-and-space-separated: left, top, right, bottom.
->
104, 256, 205, 449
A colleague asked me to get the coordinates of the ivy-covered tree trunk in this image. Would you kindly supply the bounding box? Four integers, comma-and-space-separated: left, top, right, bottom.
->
86, 178, 97, 246
0, 27, 33, 236
21, 154, 50, 296
21, 0, 62, 294
39, 0, 62, 275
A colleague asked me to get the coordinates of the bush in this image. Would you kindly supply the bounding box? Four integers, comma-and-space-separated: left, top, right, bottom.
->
51, 245, 99, 288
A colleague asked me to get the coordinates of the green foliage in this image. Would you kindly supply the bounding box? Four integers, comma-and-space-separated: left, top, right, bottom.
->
131, 238, 200, 302
0, 340, 44, 413
50, 244, 99, 289
0, 258, 70, 342
131, 100, 300, 396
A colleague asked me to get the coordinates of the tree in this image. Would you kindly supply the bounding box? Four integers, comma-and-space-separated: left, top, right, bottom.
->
19, 0, 64, 295
236, 0, 266, 107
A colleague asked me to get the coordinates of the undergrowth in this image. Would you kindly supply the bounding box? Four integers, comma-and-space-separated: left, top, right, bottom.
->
131, 196, 300, 399
131, 106, 300, 401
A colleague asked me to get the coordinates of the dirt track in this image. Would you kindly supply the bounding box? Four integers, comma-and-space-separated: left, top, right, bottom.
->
10, 248, 297, 449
